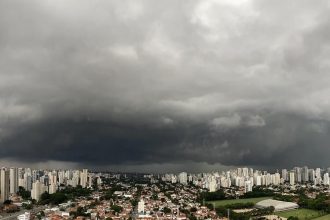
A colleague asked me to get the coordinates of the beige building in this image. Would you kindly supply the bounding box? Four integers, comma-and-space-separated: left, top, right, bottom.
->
1, 168, 10, 202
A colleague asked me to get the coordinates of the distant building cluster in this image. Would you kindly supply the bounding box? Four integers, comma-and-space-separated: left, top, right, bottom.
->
0, 167, 93, 202
0, 165, 328, 220
162, 166, 330, 192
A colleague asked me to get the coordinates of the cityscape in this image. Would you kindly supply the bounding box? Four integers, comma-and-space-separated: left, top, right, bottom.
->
2, 0, 330, 220
0, 166, 328, 219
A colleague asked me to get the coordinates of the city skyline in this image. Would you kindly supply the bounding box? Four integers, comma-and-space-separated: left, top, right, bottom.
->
0, 165, 327, 219
1, 1, 330, 172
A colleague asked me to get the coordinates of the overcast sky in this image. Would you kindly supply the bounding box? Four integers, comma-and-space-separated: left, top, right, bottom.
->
1, 0, 330, 172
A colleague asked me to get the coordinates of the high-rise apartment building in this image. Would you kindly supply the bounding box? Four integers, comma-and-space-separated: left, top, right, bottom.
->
80, 169, 88, 188
1, 168, 10, 202
281, 169, 288, 181
294, 167, 302, 183
289, 171, 295, 186
178, 172, 188, 185
244, 180, 252, 193
302, 166, 309, 182
31, 180, 47, 201
323, 173, 330, 185
10, 167, 18, 194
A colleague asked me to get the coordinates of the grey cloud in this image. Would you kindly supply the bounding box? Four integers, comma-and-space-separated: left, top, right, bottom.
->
0, 0, 330, 171
211, 114, 241, 128
244, 115, 266, 127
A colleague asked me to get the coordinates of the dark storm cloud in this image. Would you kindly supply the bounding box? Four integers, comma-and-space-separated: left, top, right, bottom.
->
1, 0, 330, 171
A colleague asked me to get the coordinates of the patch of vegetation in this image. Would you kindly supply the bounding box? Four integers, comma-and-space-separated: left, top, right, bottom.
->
276, 208, 325, 220
17, 186, 31, 200
39, 192, 68, 205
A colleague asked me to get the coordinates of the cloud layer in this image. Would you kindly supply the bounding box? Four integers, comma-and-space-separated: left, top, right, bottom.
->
1, 0, 330, 171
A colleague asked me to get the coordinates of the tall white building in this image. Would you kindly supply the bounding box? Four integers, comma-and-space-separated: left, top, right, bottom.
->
209, 177, 217, 192
97, 176, 102, 185
244, 180, 252, 193
1, 168, 10, 202
24, 173, 32, 191
294, 167, 302, 183
48, 171, 57, 186
171, 175, 177, 184
88, 175, 93, 188
242, 168, 249, 177
282, 169, 288, 181
254, 174, 261, 186
31, 180, 47, 201
316, 168, 321, 179
309, 169, 316, 182
235, 177, 245, 187
178, 172, 188, 185
18, 178, 25, 188
323, 173, 329, 185
49, 183, 57, 194
80, 169, 88, 188
237, 168, 242, 177
9, 167, 18, 194
58, 171, 65, 185
273, 173, 281, 185
289, 171, 295, 186
302, 166, 309, 182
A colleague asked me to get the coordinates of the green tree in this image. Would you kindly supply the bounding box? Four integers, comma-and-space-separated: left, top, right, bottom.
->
111, 205, 123, 213
163, 207, 171, 214
39, 192, 67, 205
17, 186, 31, 200
190, 207, 197, 212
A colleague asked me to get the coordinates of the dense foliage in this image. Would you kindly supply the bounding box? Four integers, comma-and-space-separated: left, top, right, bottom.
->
199, 189, 226, 201
274, 192, 330, 213
111, 205, 123, 213
39, 192, 68, 205
17, 186, 31, 200
243, 187, 275, 198
59, 185, 92, 199
298, 193, 330, 213
163, 207, 171, 214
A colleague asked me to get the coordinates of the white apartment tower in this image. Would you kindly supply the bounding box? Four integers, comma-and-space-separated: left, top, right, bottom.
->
9, 167, 18, 194
289, 171, 295, 186
31, 180, 47, 201
80, 169, 88, 188
178, 172, 188, 185
209, 177, 217, 192
244, 180, 252, 193
1, 168, 10, 202
49, 183, 57, 194
254, 175, 262, 186
282, 169, 288, 181
323, 173, 330, 185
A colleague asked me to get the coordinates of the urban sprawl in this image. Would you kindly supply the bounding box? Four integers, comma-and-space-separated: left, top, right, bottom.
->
0, 167, 330, 220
